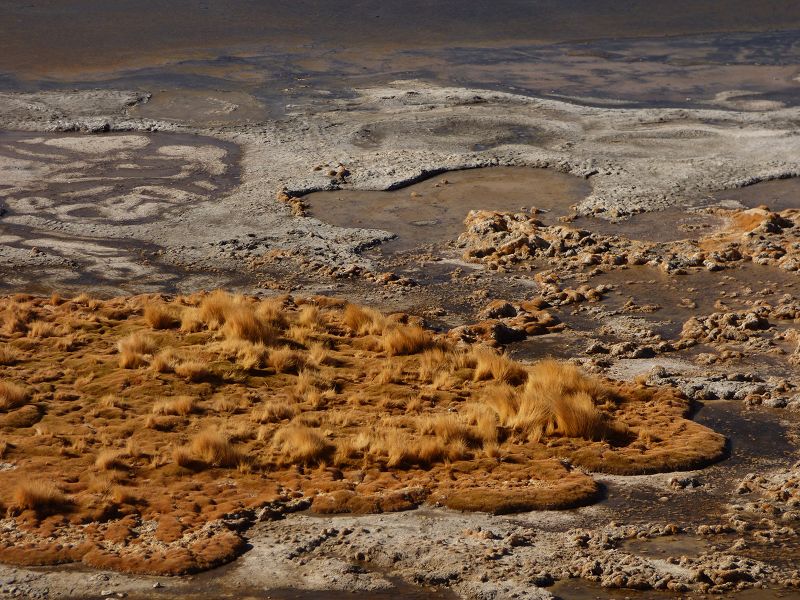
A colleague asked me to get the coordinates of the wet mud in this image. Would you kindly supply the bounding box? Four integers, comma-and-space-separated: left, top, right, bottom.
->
0, 130, 239, 226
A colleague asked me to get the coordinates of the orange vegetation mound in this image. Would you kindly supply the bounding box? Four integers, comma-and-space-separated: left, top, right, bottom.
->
0, 292, 725, 574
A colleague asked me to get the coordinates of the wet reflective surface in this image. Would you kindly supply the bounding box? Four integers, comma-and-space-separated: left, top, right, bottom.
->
713, 177, 800, 212
551, 578, 800, 599
4, 1, 800, 79
305, 167, 590, 252
3, 2, 800, 120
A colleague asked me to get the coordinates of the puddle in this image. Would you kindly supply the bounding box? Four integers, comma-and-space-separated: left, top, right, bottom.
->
550, 578, 800, 599
622, 536, 711, 559
583, 262, 800, 340
99, 581, 457, 600
599, 400, 795, 526
511, 331, 591, 362
712, 177, 800, 211
304, 167, 590, 253
46, 562, 458, 600
573, 209, 725, 243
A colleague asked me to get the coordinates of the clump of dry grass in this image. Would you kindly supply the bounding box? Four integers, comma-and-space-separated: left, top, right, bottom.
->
268, 347, 305, 374
198, 290, 237, 329
386, 432, 432, 467
55, 335, 76, 352
417, 414, 476, 446
27, 320, 56, 338
98, 394, 122, 409
152, 396, 196, 416
172, 446, 194, 468
111, 486, 138, 505
222, 305, 275, 345
118, 332, 158, 368
179, 307, 204, 333
95, 449, 127, 471
366, 430, 455, 467
69, 437, 87, 455
297, 305, 324, 329
72, 292, 91, 305
190, 430, 241, 467
294, 369, 320, 397
214, 339, 269, 370
286, 324, 313, 345
418, 347, 454, 383
373, 361, 402, 385
150, 348, 182, 373
174, 359, 210, 382
256, 297, 289, 329
482, 360, 623, 443
3, 304, 32, 335
471, 347, 528, 385
0, 382, 28, 411
383, 324, 434, 356
342, 304, 385, 335
0, 439, 8, 458
11, 480, 71, 514
250, 400, 297, 423
0, 344, 21, 365
144, 301, 179, 329
273, 425, 331, 464
308, 342, 333, 367
144, 414, 181, 431
461, 403, 499, 445
125, 438, 141, 459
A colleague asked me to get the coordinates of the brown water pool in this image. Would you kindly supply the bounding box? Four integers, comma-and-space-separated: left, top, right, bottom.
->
304, 167, 590, 253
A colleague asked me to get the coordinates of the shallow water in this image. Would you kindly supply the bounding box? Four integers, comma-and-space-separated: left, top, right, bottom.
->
305, 167, 590, 253
550, 578, 800, 599
3, 3, 800, 122
587, 262, 800, 341
712, 177, 800, 212
91, 582, 457, 600
598, 400, 795, 526
4, 1, 800, 79
572, 210, 726, 243
622, 535, 711, 559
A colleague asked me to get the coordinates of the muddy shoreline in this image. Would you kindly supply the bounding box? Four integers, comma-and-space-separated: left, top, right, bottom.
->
2, 76, 800, 600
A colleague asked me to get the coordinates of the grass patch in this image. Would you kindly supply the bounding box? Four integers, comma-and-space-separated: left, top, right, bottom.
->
0, 291, 726, 576
0, 382, 28, 411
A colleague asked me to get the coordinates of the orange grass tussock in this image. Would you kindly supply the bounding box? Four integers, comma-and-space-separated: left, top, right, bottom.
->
10, 480, 71, 516
0, 382, 28, 411
0, 291, 726, 576
143, 301, 179, 330
190, 430, 241, 467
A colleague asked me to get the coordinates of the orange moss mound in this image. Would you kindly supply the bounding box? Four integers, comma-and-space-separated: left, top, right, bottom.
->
0, 292, 725, 574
